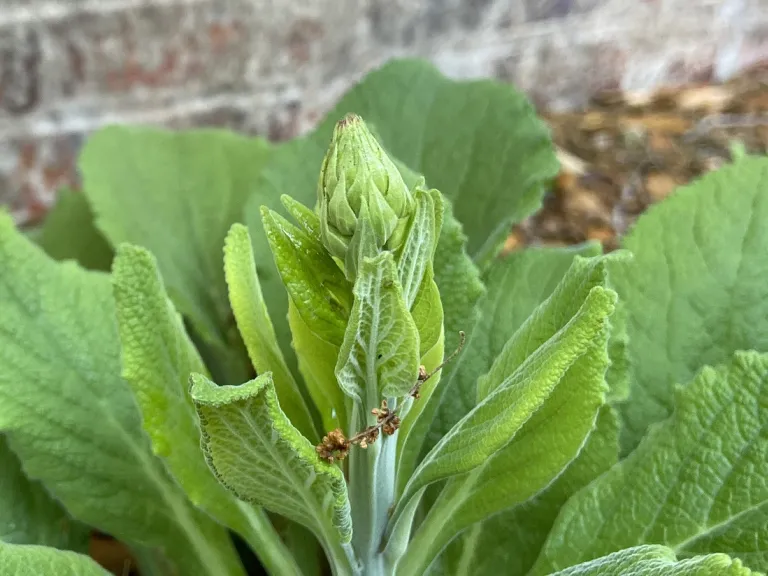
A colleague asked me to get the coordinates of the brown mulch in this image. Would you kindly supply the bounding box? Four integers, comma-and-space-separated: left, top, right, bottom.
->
505, 63, 768, 254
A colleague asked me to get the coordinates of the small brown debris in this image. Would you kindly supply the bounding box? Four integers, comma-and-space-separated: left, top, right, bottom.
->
382, 415, 401, 436
316, 428, 350, 464
356, 426, 380, 449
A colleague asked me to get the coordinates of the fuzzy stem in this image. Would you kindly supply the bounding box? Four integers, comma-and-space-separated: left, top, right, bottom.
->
348, 394, 397, 574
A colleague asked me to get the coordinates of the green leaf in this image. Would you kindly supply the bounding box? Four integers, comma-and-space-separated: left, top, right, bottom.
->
396, 259, 616, 575
261, 206, 352, 430
80, 126, 271, 384
394, 187, 445, 470
0, 213, 244, 576
531, 350, 768, 574
400, 242, 602, 499
0, 435, 88, 551
404, 266, 615, 501
470, 244, 604, 415
439, 405, 619, 576
245, 57, 557, 386
397, 188, 442, 309
397, 201, 485, 490
336, 252, 420, 403
431, 247, 620, 576
112, 244, 302, 576
610, 157, 768, 450
0, 541, 111, 576
224, 223, 317, 440
33, 189, 113, 271
548, 545, 756, 576
189, 372, 353, 564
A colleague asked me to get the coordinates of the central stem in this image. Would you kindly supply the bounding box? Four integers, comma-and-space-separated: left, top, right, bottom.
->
348, 395, 397, 574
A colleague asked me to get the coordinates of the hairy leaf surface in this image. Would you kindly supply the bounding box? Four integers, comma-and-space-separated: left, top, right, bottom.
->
532, 351, 768, 574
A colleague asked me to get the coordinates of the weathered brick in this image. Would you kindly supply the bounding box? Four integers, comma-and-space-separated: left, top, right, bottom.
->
2, 0, 767, 223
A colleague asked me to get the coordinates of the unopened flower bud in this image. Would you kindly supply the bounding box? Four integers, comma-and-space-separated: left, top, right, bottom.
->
317, 113, 414, 279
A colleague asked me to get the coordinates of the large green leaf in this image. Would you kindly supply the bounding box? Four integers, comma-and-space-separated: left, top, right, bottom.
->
245, 57, 557, 381
224, 223, 317, 439
33, 189, 113, 271
0, 436, 88, 551
0, 541, 110, 576
112, 244, 302, 576
611, 156, 768, 450
532, 350, 768, 574
190, 372, 354, 573
80, 126, 271, 384
430, 246, 621, 576
423, 247, 612, 575
395, 258, 616, 576
439, 406, 619, 576
0, 214, 244, 576
548, 545, 755, 576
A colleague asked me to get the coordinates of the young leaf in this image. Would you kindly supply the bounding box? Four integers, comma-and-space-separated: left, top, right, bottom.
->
80, 126, 272, 384
431, 247, 621, 576
397, 201, 485, 488
440, 405, 619, 576
548, 545, 755, 576
399, 242, 602, 498
395, 187, 445, 442
261, 206, 351, 429
34, 189, 113, 271
477, 254, 625, 400
0, 435, 89, 552
189, 373, 353, 562
224, 223, 317, 440
401, 280, 615, 502
532, 350, 768, 574
0, 214, 244, 576
112, 244, 303, 576
336, 252, 421, 403
0, 542, 111, 576
397, 188, 442, 309
466, 244, 604, 419
610, 157, 768, 450
397, 271, 616, 574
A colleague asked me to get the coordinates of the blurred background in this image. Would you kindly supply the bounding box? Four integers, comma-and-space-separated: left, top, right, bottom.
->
1, 0, 767, 235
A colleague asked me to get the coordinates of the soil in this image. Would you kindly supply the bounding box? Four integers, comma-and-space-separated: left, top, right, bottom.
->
504, 62, 768, 254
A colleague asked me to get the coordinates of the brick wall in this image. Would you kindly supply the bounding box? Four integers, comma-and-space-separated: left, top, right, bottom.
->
2, 0, 767, 223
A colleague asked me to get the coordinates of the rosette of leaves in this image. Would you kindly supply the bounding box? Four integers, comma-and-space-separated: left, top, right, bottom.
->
0, 57, 766, 576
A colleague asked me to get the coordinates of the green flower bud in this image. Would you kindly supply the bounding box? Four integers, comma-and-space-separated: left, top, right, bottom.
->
317, 113, 414, 279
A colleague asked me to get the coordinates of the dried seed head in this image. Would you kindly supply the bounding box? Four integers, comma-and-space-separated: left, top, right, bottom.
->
371, 399, 391, 423
316, 428, 350, 463
356, 426, 380, 449
382, 415, 401, 436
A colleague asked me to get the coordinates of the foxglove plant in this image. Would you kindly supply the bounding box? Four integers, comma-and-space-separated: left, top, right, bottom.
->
1, 58, 767, 576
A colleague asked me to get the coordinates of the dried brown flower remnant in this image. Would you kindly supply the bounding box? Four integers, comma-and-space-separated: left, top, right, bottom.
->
371, 399, 400, 436
316, 428, 350, 464
382, 415, 401, 436
356, 426, 380, 449
317, 331, 466, 463
371, 399, 392, 423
